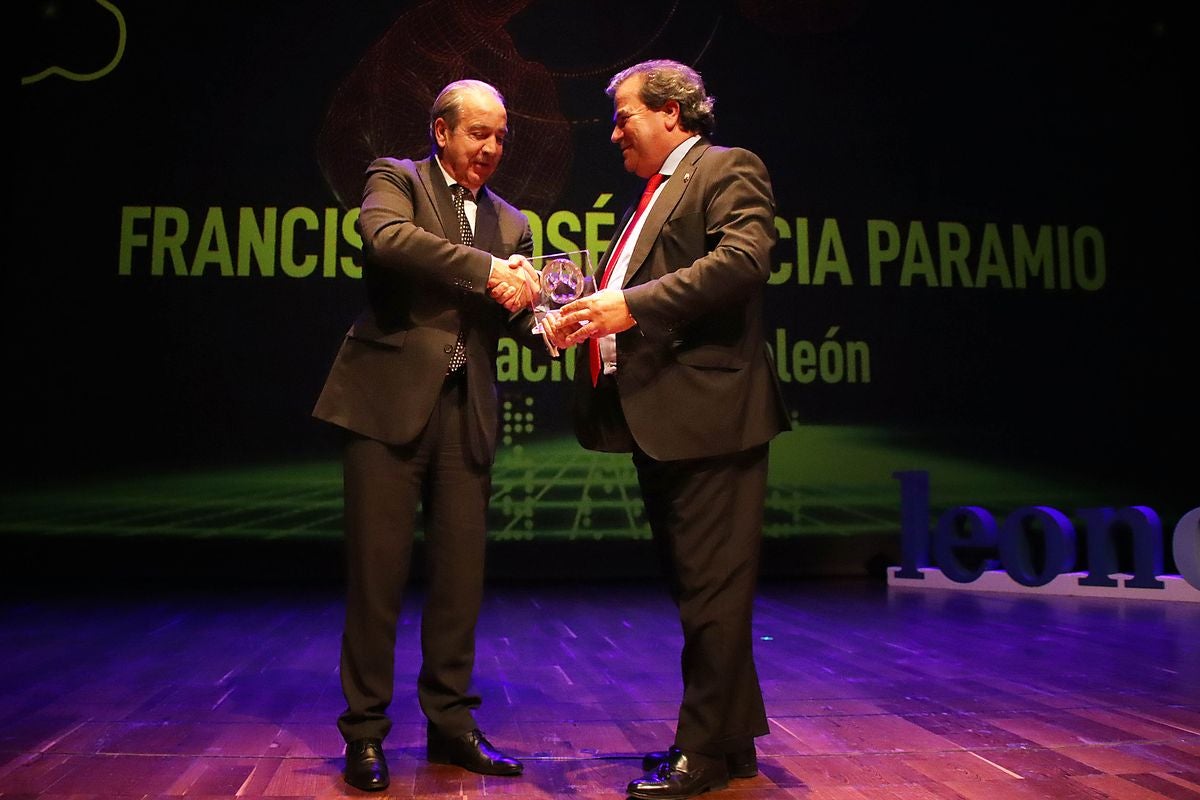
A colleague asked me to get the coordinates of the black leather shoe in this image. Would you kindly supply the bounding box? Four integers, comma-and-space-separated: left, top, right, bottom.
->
427, 727, 523, 776
627, 747, 729, 799
344, 738, 389, 791
642, 746, 757, 779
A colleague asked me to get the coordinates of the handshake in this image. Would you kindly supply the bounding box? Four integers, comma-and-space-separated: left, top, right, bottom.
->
487, 255, 540, 313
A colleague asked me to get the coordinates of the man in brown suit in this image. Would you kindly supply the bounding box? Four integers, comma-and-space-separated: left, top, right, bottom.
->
313, 79, 539, 792
546, 60, 791, 799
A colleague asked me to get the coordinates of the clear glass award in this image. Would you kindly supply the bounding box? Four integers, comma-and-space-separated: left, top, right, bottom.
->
530, 249, 594, 357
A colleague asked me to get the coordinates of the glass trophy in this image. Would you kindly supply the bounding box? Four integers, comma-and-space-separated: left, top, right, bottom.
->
530, 249, 594, 357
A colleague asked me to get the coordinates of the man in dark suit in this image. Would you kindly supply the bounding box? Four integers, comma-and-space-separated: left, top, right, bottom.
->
546, 60, 791, 799
313, 78, 540, 792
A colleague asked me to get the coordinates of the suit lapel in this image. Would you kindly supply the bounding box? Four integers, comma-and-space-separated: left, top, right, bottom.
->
418, 157, 461, 244
473, 186, 500, 254
420, 158, 499, 252
621, 140, 711, 287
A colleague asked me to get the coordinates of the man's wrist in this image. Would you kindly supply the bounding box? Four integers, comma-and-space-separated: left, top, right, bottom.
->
488, 256, 505, 282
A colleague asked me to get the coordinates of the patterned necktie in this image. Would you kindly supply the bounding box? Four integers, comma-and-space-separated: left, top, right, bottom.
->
590, 173, 666, 387
447, 184, 472, 374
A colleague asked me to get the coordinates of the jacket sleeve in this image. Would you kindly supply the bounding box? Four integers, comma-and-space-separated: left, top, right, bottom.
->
622, 147, 777, 337
358, 158, 493, 296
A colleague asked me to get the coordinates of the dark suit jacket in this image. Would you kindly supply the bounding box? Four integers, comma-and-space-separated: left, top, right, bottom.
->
314, 156, 535, 465
573, 139, 791, 461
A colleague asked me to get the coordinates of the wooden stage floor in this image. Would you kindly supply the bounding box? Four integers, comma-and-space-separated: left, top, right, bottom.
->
1, 578, 1197, 799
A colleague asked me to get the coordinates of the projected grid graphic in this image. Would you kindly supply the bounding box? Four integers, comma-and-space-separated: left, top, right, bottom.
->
0, 427, 1116, 545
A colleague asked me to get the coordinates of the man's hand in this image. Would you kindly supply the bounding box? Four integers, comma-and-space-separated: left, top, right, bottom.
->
540, 310, 574, 351
554, 288, 636, 346
487, 255, 540, 313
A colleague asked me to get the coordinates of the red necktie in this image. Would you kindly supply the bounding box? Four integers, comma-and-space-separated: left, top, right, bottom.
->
590, 173, 665, 386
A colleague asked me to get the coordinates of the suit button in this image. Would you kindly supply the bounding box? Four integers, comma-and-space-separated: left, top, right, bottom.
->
443, 344, 453, 353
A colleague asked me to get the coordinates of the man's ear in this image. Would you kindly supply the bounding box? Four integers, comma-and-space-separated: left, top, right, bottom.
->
662, 100, 681, 131
433, 117, 449, 149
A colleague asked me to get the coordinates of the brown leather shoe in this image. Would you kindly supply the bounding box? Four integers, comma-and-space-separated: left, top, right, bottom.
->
427, 727, 523, 776
627, 747, 729, 799
344, 738, 389, 791
643, 746, 757, 779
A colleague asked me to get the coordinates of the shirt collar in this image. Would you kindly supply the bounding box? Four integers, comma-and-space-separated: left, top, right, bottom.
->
434, 157, 475, 200
658, 135, 701, 178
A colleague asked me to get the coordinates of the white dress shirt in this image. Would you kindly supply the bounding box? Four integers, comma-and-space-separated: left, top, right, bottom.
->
435, 157, 477, 231
599, 135, 700, 374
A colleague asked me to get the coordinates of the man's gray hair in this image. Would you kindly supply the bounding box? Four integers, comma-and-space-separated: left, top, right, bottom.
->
606, 59, 715, 136
429, 79, 506, 154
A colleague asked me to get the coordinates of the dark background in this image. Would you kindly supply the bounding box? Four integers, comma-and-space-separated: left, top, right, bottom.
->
9, 0, 1196, 580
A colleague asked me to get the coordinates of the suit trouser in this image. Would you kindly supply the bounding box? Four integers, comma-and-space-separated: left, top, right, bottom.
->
633, 441, 771, 756
337, 371, 491, 743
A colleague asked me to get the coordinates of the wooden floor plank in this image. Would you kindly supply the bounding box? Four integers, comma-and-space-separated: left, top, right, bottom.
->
1, 579, 1197, 798
1069, 772, 1189, 799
